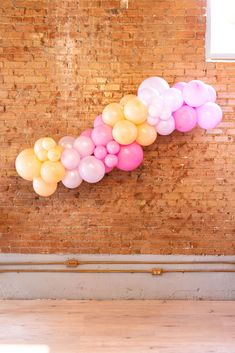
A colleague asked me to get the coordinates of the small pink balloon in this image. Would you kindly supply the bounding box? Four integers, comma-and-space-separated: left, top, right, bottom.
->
62, 169, 83, 189
81, 128, 92, 138
117, 142, 144, 171
156, 117, 175, 135
105, 165, 114, 174
79, 156, 105, 183
106, 140, 120, 154
91, 124, 113, 146
183, 80, 209, 107
207, 85, 217, 103
59, 136, 75, 149
93, 115, 104, 127
173, 82, 187, 93
147, 115, 160, 126
173, 105, 197, 132
196, 102, 222, 129
104, 154, 118, 168
73, 136, 95, 157
94, 146, 107, 160
61, 148, 80, 170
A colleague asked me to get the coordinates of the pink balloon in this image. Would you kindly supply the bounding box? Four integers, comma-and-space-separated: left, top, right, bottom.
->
196, 102, 222, 129
61, 148, 80, 170
147, 115, 160, 126
207, 85, 217, 103
81, 128, 92, 138
79, 156, 105, 183
105, 165, 114, 174
172, 82, 187, 93
73, 136, 95, 157
163, 88, 184, 112
93, 115, 104, 127
173, 105, 197, 132
104, 154, 118, 168
117, 142, 143, 171
62, 169, 83, 189
156, 117, 175, 135
59, 136, 75, 149
138, 77, 169, 96
91, 124, 113, 146
106, 140, 120, 154
94, 146, 107, 160
183, 80, 209, 107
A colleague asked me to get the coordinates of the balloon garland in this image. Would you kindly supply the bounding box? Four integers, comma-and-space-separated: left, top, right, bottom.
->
15, 77, 223, 197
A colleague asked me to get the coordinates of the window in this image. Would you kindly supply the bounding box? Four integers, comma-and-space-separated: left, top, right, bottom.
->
206, 0, 235, 60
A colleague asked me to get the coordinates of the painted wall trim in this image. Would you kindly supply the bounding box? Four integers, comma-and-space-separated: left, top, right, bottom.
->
0, 254, 234, 300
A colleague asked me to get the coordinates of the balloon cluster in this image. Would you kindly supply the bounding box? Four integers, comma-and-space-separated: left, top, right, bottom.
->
15, 77, 222, 197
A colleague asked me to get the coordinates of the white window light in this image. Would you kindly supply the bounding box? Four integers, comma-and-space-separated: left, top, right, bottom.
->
206, 0, 235, 61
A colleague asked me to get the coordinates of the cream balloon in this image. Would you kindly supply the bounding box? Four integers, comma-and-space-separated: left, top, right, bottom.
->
120, 94, 136, 106
136, 123, 157, 146
36, 148, 48, 162
124, 97, 148, 125
40, 161, 65, 183
112, 120, 137, 145
33, 176, 57, 197
15, 149, 41, 181
34, 138, 44, 155
102, 103, 125, 127
42, 137, 56, 151
47, 146, 62, 162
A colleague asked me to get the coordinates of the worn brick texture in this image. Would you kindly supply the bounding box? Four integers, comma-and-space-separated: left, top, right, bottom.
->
0, 0, 235, 254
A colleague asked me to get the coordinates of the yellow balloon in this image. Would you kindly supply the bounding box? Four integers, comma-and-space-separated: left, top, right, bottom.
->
136, 123, 157, 146
33, 176, 57, 197
112, 120, 137, 145
34, 138, 44, 155
124, 97, 148, 125
102, 103, 125, 127
120, 94, 136, 106
15, 148, 41, 181
48, 146, 62, 162
37, 148, 48, 162
42, 137, 56, 151
40, 161, 65, 183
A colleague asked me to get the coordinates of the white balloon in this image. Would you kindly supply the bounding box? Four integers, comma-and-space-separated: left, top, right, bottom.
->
148, 96, 164, 118
160, 107, 172, 121
156, 116, 175, 135
163, 88, 184, 112
138, 76, 169, 96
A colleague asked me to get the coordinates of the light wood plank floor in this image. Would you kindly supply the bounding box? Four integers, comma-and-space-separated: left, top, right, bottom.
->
0, 300, 234, 353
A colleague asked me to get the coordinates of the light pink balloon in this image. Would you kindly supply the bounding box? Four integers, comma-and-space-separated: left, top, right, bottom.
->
79, 156, 105, 183
91, 124, 113, 146
106, 140, 120, 154
163, 88, 184, 112
62, 169, 83, 189
147, 115, 160, 126
117, 142, 143, 171
138, 77, 169, 96
94, 146, 107, 160
160, 107, 172, 121
183, 80, 209, 107
59, 136, 75, 149
156, 117, 175, 135
173, 82, 187, 93
105, 165, 114, 174
61, 148, 80, 170
138, 87, 158, 105
207, 85, 217, 103
173, 105, 197, 132
73, 136, 95, 157
148, 96, 164, 117
104, 154, 118, 168
93, 115, 104, 127
196, 102, 222, 129
81, 128, 92, 138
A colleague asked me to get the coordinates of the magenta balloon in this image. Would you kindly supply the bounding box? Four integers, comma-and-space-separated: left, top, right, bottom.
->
172, 82, 187, 93
163, 88, 184, 112
81, 128, 92, 138
104, 154, 118, 168
73, 136, 95, 157
196, 102, 222, 129
117, 142, 144, 171
106, 140, 120, 154
207, 85, 217, 103
94, 146, 107, 160
138, 76, 169, 96
156, 117, 175, 135
183, 80, 209, 107
93, 115, 104, 128
79, 156, 105, 183
62, 169, 83, 189
61, 148, 80, 170
59, 136, 75, 149
173, 105, 197, 132
91, 124, 113, 146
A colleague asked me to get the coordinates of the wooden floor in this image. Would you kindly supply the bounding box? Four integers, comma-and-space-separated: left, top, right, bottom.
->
0, 301, 234, 353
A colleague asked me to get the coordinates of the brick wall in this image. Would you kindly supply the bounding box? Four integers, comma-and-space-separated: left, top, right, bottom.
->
1, 0, 235, 254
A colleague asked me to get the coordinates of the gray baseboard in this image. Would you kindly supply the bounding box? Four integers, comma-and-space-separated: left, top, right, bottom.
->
0, 254, 234, 300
